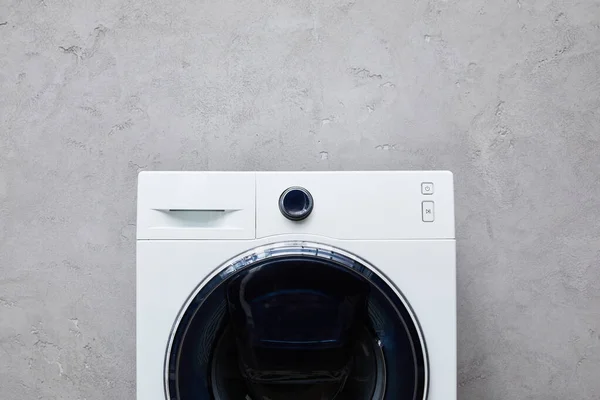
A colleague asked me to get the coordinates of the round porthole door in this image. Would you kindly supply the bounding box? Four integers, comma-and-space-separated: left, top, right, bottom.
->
165, 243, 428, 400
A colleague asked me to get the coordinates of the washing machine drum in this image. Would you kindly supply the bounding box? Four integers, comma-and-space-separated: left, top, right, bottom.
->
166, 244, 427, 400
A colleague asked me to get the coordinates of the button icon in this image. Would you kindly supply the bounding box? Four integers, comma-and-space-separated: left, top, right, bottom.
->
421, 182, 434, 195
422, 201, 435, 222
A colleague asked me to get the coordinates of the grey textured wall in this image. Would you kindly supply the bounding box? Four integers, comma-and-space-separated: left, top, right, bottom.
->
1, 0, 599, 398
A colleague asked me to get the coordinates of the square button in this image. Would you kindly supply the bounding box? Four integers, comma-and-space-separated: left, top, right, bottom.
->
421, 182, 434, 195
422, 201, 435, 222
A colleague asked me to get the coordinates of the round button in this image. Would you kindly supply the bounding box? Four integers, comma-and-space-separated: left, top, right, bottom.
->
279, 187, 314, 221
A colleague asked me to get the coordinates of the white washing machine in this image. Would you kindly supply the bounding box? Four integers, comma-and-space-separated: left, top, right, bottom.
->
137, 171, 456, 400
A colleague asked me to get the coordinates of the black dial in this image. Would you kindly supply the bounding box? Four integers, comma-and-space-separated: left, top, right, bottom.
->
279, 186, 314, 221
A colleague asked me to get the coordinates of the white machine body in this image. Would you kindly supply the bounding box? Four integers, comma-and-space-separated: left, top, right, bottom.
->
136, 171, 456, 400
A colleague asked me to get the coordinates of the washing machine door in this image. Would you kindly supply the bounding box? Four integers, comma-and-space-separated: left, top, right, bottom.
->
165, 243, 427, 400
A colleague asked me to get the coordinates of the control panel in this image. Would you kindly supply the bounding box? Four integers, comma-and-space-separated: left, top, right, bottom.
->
137, 171, 455, 240
255, 171, 454, 240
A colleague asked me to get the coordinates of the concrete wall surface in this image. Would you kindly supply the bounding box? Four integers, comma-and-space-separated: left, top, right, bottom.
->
1, 0, 599, 398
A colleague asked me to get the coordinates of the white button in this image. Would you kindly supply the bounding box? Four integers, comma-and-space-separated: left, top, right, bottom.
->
421, 182, 434, 195
422, 201, 434, 222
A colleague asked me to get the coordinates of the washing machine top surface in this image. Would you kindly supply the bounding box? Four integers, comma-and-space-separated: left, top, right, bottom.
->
136, 171, 456, 400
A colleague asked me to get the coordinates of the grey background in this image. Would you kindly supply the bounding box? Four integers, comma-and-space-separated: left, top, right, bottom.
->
1, 0, 599, 398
